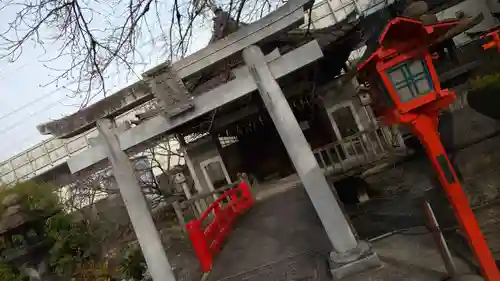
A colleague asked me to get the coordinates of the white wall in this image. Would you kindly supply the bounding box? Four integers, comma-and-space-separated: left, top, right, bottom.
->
487, 0, 500, 14
321, 78, 375, 134
148, 139, 184, 177
436, 0, 499, 46
185, 137, 223, 193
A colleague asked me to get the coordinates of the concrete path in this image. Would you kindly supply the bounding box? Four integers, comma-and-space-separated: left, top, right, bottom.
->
206, 186, 477, 281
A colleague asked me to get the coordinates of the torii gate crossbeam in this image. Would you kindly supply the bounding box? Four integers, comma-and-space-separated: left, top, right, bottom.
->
67, 40, 323, 173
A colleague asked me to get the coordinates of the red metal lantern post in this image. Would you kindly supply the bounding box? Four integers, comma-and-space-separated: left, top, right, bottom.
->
357, 17, 499, 281
482, 29, 500, 52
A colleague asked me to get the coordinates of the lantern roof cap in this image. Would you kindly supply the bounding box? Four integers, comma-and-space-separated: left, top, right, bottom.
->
357, 15, 483, 72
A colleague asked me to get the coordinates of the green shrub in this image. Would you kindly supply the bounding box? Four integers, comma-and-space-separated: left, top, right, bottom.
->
468, 73, 500, 120
118, 244, 147, 280
46, 214, 101, 276
0, 181, 101, 279
470, 73, 500, 90
0, 181, 59, 216
0, 263, 26, 281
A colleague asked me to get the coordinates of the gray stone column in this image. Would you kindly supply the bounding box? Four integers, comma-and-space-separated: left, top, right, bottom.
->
242, 45, 380, 279
97, 119, 176, 281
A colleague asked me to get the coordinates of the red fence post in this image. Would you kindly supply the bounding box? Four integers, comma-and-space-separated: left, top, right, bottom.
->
186, 181, 255, 273
186, 220, 213, 272
212, 202, 229, 253
238, 180, 255, 211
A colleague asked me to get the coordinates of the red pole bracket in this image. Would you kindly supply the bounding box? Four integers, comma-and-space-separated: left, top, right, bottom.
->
482, 30, 500, 53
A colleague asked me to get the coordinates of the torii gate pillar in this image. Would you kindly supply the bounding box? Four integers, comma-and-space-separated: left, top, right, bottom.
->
97, 119, 177, 281
242, 45, 381, 279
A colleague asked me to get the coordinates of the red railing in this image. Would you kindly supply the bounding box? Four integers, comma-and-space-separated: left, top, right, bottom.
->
186, 181, 255, 272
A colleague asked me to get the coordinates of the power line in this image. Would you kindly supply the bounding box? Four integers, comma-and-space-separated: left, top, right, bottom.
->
0, 62, 31, 82
0, 86, 68, 122
0, 96, 70, 136
0, 50, 70, 122
8, 131, 47, 147
0, 52, 49, 82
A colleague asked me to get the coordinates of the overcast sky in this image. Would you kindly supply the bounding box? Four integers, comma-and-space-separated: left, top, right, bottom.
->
0, 42, 75, 161
0, 4, 213, 162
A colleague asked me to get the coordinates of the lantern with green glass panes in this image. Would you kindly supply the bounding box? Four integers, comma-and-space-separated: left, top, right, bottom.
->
357, 16, 500, 280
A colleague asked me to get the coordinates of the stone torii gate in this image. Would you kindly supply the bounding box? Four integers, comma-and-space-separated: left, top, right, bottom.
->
82, 43, 379, 280
55, 2, 381, 280
91, 43, 379, 281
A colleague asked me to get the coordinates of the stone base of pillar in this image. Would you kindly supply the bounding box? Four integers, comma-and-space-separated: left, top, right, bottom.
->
329, 241, 381, 280
448, 275, 484, 281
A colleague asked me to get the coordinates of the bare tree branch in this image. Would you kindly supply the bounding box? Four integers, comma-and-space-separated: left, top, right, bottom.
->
59, 137, 183, 212
0, 0, 284, 104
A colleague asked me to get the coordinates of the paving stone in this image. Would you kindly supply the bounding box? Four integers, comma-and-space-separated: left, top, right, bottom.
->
206, 187, 476, 281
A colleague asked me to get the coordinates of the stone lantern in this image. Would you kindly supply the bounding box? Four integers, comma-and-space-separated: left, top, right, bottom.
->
0, 193, 55, 280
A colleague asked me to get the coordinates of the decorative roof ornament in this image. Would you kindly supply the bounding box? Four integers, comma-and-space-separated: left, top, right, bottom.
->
192, 0, 217, 15
401, 0, 482, 32
402, 1, 429, 18
209, 7, 243, 43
